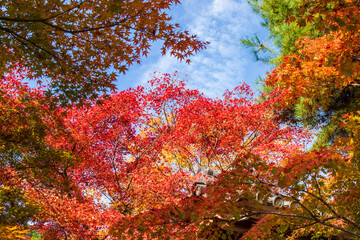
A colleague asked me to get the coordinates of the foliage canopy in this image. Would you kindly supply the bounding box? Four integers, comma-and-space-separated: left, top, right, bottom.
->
2, 0, 360, 239
0, 0, 207, 103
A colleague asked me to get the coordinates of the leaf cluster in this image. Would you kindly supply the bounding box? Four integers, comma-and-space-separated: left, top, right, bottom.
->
0, 0, 208, 103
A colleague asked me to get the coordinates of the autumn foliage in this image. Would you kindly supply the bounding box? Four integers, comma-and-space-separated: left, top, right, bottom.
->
266, 0, 360, 117
256, 0, 360, 238
2, 0, 360, 239
0, 69, 310, 239
0, 0, 208, 102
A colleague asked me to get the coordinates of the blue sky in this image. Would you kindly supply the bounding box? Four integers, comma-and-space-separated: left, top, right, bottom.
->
117, 0, 274, 98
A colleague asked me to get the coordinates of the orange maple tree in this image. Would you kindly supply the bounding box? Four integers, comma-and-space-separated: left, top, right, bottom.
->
265, 0, 360, 116
0, 0, 208, 102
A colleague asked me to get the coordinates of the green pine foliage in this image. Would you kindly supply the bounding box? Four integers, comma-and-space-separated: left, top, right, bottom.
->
246, 0, 320, 65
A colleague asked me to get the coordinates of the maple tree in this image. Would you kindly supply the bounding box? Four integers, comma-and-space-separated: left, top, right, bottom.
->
263, 0, 360, 144
0, 0, 207, 102
1, 70, 310, 239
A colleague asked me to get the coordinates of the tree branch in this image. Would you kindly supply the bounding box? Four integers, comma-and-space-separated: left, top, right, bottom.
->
256, 180, 360, 232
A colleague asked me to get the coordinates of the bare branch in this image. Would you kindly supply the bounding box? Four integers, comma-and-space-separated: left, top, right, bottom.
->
244, 211, 360, 238
256, 180, 360, 231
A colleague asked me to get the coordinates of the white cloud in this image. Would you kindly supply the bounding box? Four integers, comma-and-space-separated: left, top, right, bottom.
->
210, 0, 246, 18
125, 0, 268, 98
